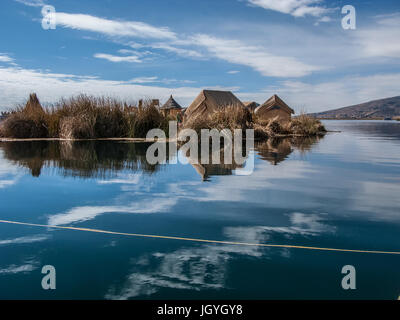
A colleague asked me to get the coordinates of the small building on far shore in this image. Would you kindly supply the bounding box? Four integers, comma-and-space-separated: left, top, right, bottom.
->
255, 94, 294, 123
160, 95, 183, 117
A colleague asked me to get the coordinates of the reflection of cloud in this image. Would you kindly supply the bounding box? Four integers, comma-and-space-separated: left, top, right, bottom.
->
317, 128, 400, 166
0, 234, 51, 246
189, 160, 316, 204
105, 212, 333, 299
351, 181, 400, 220
289, 212, 334, 234
0, 180, 16, 188
48, 197, 177, 226
0, 259, 39, 275
97, 174, 141, 185
0, 150, 22, 189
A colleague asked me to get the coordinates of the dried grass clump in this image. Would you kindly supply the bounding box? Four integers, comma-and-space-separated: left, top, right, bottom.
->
59, 115, 96, 139
289, 114, 326, 136
253, 123, 269, 139
1, 94, 169, 139
1, 94, 48, 138
183, 105, 251, 133
253, 117, 291, 137
127, 101, 168, 138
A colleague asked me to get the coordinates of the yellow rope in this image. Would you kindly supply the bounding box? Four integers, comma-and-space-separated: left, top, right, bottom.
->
1, 219, 399, 255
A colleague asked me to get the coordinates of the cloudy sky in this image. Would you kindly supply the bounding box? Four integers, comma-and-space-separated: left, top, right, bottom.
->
0, 0, 399, 112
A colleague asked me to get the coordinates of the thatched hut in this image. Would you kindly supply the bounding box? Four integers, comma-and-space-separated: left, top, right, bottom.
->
184, 90, 245, 121
243, 101, 259, 112
255, 94, 294, 123
160, 95, 183, 117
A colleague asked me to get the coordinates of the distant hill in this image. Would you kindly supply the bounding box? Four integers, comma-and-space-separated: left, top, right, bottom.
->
310, 96, 400, 119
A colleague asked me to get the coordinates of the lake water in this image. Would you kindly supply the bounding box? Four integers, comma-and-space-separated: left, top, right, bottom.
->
0, 120, 399, 300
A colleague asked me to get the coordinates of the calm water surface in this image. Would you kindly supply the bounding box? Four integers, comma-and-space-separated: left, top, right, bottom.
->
0, 120, 399, 299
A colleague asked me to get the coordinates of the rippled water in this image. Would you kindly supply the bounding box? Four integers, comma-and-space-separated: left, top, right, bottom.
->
0, 120, 399, 299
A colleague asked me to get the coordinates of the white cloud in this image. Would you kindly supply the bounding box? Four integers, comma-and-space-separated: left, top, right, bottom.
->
94, 53, 142, 63
127, 76, 159, 84
0, 65, 205, 110
15, 6, 327, 78
227, 70, 240, 74
55, 12, 177, 40
238, 73, 400, 112
14, 0, 45, 7
357, 13, 400, 59
248, 0, 332, 17
0, 54, 14, 63
1, 61, 399, 113
149, 43, 203, 59
191, 34, 321, 77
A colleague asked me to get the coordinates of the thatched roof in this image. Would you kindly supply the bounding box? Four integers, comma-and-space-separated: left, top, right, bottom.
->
161, 95, 182, 110
255, 95, 294, 115
243, 101, 260, 111
185, 90, 244, 119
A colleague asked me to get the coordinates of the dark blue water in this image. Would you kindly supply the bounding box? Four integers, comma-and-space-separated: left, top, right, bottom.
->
0, 120, 399, 299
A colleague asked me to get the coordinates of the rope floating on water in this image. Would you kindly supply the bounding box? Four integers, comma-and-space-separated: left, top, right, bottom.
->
0, 219, 399, 255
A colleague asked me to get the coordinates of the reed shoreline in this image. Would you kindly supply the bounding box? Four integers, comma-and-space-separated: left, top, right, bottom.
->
1, 132, 339, 143
0, 93, 327, 140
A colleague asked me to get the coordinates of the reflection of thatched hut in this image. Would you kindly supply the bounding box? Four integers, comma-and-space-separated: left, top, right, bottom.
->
160, 95, 183, 117
255, 95, 294, 123
256, 138, 293, 166
184, 90, 244, 121
243, 101, 259, 112
180, 142, 249, 181
255, 135, 321, 165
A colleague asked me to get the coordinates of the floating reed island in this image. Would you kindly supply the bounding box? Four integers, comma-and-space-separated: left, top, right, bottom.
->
0, 91, 326, 140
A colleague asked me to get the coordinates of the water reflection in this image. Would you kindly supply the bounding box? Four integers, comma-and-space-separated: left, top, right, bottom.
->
0, 136, 323, 180
105, 212, 335, 299
1, 122, 400, 299
0, 141, 159, 178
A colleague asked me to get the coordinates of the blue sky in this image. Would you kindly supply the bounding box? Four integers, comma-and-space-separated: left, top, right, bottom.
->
0, 0, 400, 112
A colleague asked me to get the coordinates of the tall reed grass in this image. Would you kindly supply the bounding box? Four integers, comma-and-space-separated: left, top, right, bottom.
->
183, 105, 252, 133
0, 94, 169, 139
